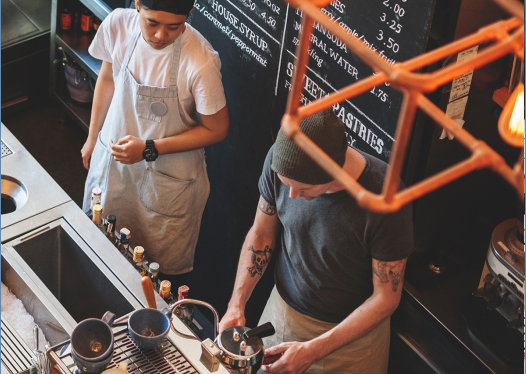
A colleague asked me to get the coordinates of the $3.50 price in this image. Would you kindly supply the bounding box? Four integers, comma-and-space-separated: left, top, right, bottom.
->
376, 31, 400, 53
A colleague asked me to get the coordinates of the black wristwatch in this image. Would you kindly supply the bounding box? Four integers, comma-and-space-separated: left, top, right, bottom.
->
143, 140, 159, 162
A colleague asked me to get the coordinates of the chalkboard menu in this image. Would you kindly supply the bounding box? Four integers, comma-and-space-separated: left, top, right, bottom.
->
189, 0, 435, 320
188, 0, 434, 161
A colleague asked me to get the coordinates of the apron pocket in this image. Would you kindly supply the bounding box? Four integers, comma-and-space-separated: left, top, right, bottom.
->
139, 167, 195, 217
137, 95, 164, 123
91, 134, 112, 193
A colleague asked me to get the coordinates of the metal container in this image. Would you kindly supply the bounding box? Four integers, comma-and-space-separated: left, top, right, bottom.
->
3, 219, 136, 323
1, 254, 70, 346
170, 300, 274, 374
214, 326, 265, 374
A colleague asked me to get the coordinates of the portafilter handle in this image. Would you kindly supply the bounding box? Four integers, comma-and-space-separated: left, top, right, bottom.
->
170, 299, 220, 340
243, 322, 275, 342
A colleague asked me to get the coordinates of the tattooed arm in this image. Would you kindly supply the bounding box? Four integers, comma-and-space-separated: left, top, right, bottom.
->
219, 195, 280, 332
372, 258, 407, 292
261, 257, 407, 374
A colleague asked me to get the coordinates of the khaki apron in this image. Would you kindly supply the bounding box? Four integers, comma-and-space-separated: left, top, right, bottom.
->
83, 29, 210, 274
258, 287, 390, 374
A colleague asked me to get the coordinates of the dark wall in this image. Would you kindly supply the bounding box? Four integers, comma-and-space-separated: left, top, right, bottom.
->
186, 0, 435, 326
187, 0, 522, 331
411, 84, 522, 275
406, 0, 522, 288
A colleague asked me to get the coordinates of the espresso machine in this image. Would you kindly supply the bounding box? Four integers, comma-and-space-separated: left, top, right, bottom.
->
474, 218, 524, 331
464, 218, 524, 366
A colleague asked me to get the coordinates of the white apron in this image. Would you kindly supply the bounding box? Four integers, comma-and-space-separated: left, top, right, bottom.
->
83, 29, 210, 275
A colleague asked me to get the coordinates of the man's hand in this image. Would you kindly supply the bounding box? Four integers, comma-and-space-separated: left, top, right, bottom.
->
261, 342, 315, 374
81, 137, 97, 169
109, 136, 145, 164
218, 306, 246, 333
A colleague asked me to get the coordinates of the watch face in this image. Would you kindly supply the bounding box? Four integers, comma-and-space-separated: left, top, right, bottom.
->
143, 147, 158, 161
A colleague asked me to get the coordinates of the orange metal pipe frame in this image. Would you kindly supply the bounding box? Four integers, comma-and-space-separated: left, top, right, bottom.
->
281, 0, 525, 214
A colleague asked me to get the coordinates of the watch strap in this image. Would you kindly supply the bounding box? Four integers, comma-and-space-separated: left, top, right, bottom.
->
143, 139, 158, 161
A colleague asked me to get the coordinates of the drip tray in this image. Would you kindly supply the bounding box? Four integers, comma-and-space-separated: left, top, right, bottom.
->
50, 330, 198, 374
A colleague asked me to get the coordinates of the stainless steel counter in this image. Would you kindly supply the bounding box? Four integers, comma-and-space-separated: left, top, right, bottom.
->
1, 124, 229, 374
1, 123, 71, 230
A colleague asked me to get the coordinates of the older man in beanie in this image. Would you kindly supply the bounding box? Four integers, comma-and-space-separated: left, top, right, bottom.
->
81, 0, 228, 290
220, 109, 413, 373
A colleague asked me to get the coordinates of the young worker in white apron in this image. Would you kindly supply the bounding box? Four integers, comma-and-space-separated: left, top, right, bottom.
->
81, 0, 229, 289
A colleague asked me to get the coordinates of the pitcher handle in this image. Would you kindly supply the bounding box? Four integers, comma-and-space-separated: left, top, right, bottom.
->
170, 299, 219, 340
101, 311, 116, 327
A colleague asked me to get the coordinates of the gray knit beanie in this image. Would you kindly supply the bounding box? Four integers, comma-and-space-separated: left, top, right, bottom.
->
272, 109, 347, 185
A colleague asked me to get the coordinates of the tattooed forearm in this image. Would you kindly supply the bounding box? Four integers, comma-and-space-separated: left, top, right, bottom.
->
247, 245, 273, 277
258, 196, 277, 216
373, 259, 406, 292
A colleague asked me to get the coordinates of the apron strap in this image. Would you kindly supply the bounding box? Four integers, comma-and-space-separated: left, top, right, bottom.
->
122, 27, 181, 87
122, 29, 142, 70
168, 32, 182, 87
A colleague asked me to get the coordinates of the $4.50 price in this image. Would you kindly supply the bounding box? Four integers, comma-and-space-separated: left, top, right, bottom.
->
260, 12, 276, 27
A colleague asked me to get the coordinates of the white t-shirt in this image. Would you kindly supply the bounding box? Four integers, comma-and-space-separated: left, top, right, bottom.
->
88, 9, 226, 126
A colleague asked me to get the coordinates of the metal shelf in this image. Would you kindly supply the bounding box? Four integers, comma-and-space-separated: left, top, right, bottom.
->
54, 65, 92, 133
53, 28, 99, 131
55, 30, 101, 80
79, 0, 111, 21
50, 0, 126, 132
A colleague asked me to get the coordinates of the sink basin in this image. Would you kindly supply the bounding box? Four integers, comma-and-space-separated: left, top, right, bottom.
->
1, 175, 28, 214
2, 218, 137, 327
2, 255, 70, 346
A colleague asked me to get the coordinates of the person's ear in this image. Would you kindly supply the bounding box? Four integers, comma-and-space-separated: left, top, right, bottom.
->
135, 0, 140, 12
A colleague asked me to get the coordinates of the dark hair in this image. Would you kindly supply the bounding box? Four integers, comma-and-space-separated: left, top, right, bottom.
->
138, 2, 150, 10
138, 0, 193, 16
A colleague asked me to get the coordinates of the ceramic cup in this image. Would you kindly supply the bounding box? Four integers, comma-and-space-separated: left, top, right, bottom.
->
70, 316, 114, 374
128, 308, 171, 350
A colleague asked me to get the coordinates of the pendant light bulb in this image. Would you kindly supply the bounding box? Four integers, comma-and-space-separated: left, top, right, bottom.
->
498, 82, 525, 148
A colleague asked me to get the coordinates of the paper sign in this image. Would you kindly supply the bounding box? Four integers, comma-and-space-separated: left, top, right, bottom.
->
450, 71, 474, 102
449, 46, 478, 103
446, 96, 469, 120
440, 118, 465, 140
456, 46, 479, 63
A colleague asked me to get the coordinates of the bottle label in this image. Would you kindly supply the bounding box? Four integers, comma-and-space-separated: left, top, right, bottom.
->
159, 280, 172, 298
61, 13, 72, 30
81, 14, 93, 32
90, 195, 101, 210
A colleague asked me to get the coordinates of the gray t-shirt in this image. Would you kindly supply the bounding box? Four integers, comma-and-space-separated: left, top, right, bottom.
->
258, 146, 414, 323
